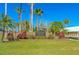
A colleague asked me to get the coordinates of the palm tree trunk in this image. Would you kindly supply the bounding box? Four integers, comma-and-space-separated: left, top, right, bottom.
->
20, 3, 22, 32
1, 26, 5, 42
1, 3, 7, 42
18, 13, 21, 32
18, 3, 22, 32
53, 32, 55, 36
53, 32, 56, 39
36, 16, 38, 31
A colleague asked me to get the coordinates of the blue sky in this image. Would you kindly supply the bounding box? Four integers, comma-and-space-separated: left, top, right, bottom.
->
0, 3, 79, 27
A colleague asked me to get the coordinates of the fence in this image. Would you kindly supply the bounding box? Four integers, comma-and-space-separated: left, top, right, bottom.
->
65, 32, 79, 39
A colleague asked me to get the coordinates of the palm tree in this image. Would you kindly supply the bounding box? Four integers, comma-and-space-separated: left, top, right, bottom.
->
63, 19, 70, 25
21, 20, 29, 31
34, 8, 43, 31
0, 15, 15, 42
16, 3, 24, 32
16, 22, 19, 32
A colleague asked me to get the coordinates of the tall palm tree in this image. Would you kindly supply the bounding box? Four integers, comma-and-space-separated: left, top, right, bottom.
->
63, 19, 70, 25
16, 3, 24, 32
63, 19, 70, 28
0, 15, 15, 42
34, 8, 43, 31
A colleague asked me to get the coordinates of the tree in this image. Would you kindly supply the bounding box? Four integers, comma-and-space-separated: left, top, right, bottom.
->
34, 8, 43, 31
63, 19, 70, 27
49, 19, 70, 38
0, 14, 15, 42
63, 19, 70, 34
49, 21, 63, 37
33, 27, 37, 32
16, 22, 19, 32
16, 3, 24, 32
64, 19, 70, 24
21, 20, 30, 31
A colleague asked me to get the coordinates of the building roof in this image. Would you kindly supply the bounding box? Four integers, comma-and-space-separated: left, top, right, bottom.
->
65, 26, 79, 32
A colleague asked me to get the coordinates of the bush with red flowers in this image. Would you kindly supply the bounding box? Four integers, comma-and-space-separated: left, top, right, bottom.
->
58, 32, 65, 39
7, 32, 15, 41
17, 31, 27, 39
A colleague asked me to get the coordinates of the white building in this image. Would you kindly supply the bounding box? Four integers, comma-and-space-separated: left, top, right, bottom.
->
65, 26, 79, 38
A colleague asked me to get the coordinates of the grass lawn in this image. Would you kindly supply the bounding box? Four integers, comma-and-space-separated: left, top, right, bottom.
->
0, 39, 79, 55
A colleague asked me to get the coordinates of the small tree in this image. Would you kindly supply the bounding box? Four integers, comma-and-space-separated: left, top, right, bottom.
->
0, 14, 15, 42
49, 21, 63, 37
49, 19, 70, 38
21, 20, 30, 31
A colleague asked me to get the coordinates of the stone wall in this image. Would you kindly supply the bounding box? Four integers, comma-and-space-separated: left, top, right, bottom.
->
27, 32, 35, 37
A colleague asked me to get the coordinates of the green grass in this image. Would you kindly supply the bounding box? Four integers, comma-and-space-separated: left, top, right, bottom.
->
0, 39, 79, 55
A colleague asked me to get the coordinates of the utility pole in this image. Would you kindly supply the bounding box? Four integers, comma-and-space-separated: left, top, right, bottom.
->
30, 3, 34, 32
5, 3, 7, 16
